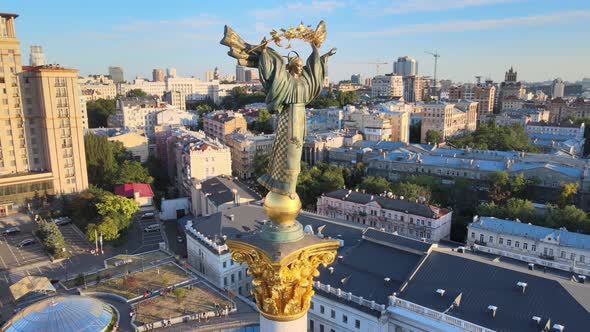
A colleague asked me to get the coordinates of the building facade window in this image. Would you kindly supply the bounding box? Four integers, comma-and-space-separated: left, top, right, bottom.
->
499, 237, 503, 245
355, 319, 361, 329
330, 310, 335, 319
342, 314, 348, 324
320, 305, 324, 314
507, 239, 512, 246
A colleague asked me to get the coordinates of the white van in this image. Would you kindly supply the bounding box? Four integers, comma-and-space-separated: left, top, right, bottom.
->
144, 224, 160, 232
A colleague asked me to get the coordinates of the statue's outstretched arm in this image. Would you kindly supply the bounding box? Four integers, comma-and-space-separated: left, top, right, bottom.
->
220, 25, 263, 68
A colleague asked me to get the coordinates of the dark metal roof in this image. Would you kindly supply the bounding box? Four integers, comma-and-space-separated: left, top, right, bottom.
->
363, 228, 433, 254
399, 251, 590, 332
324, 189, 449, 219
317, 240, 423, 306
200, 176, 260, 207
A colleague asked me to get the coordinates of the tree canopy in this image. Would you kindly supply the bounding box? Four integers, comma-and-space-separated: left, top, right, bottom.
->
448, 120, 540, 152
360, 176, 391, 194
87, 99, 116, 128
425, 130, 441, 145
248, 109, 273, 134
220, 87, 266, 110
126, 89, 148, 98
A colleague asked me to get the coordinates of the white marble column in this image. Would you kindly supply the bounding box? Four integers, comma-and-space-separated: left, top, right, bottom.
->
260, 314, 307, 332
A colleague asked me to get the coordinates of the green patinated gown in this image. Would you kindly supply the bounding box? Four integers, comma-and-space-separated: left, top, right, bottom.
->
257, 46, 328, 196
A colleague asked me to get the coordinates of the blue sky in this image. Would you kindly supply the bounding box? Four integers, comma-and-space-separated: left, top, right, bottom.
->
5, 0, 590, 83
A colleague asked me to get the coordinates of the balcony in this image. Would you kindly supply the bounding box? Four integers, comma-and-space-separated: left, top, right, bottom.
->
540, 254, 555, 260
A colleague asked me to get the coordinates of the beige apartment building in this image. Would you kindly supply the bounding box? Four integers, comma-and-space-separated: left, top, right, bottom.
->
343, 109, 409, 142
474, 84, 496, 116
163, 90, 186, 111
107, 131, 149, 162
171, 130, 232, 196
371, 74, 403, 98
225, 132, 274, 179
0, 13, 88, 212
203, 111, 247, 143
420, 101, 477, 143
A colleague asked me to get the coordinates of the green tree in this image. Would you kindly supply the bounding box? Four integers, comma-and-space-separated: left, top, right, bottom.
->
87, 216, 120, 241
487, 171, 511, 203
360, 176, 391, 194
95, 194, 139, 223
558, 182, 579, 208
85, 133, 118, 188
447, 120, 540, 152
545, 204, 589, 232
345, 162, 365, 188
86, 99, 116, 128
319, 167, 345, 193
409, 121, 421, 143
253, 152, 270, 179
392, 182, 431, 202
425, 130, 442, 145
249, 109, 273, 134
36, 219, 67, 257
126, 89, 148, 98
115, 160, 154, 185
336, 91, 358, 107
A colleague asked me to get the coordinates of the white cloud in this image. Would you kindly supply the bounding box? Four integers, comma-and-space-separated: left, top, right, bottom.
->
358, 10, 590, 37
112, 14, 221, 33
249, 1, 348, 21
358, 0, 521, 16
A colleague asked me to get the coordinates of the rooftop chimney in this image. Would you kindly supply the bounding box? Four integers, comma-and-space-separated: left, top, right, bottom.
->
532, 316, 541, 325
516, 281, 528, 293
487, 305, 498, 318
436, 289, 445, 297
328, 267, 334, 274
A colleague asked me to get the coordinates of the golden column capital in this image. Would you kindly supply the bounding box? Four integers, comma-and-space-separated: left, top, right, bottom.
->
228, 239, 339, 321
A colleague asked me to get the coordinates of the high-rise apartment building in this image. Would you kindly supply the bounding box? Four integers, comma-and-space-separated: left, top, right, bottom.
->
152, 68, 164, 82
29, 45, 45, 66
166, 67, 177, 78
236, 65, 245, 82
0, 13, 88, 213
552, 78, 565, 99
403, 75, 430, 102
393, 56, 418, 77
108, 66, 124, 83
21, 65, 89, 194
350, 74, 363, 85
213, 67, 220, 80
205, 70, 214, 82
474, 83, 496, 117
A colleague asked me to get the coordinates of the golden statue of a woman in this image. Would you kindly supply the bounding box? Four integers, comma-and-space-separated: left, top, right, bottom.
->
221, 21, 336, 226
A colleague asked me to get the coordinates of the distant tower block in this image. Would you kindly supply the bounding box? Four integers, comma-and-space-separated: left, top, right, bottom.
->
29, 45, 46, 66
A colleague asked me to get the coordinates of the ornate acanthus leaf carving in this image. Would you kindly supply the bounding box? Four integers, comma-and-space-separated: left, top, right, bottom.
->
230, 245, 337, 321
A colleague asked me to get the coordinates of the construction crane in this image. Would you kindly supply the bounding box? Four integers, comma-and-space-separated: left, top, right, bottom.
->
347, 61, 390, 76
425, 51, 441, 93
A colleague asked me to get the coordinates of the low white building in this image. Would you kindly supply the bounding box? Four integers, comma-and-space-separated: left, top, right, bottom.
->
160, 197, 190, 221
317, 189, 452, 241
467, 216, 590, 271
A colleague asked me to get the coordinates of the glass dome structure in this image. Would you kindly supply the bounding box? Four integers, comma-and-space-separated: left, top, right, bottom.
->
2, 295, 114, 332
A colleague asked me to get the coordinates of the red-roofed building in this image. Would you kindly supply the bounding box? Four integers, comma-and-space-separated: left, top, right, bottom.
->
114, 183, 154, 207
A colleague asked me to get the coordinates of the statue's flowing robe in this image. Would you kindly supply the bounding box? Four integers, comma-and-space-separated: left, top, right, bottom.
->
256, 46, 328, 195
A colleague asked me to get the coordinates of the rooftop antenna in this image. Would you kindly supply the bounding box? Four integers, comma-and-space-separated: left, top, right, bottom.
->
425, 50, 441, 95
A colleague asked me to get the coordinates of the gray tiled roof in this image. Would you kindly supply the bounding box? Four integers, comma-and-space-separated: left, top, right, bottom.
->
399, 251, 590, 332
325, 189, 448, 219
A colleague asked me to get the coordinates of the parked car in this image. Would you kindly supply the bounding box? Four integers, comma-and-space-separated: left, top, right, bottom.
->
176, 235, 184, 243
140, 212, 155, 220
53, 217, 71, 226
19, 238, 36, 247
2, 227, 21, 236
144, 224, 160, 232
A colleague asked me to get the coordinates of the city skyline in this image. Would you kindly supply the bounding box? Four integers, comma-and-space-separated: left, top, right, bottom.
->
5, 0, 589, 83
